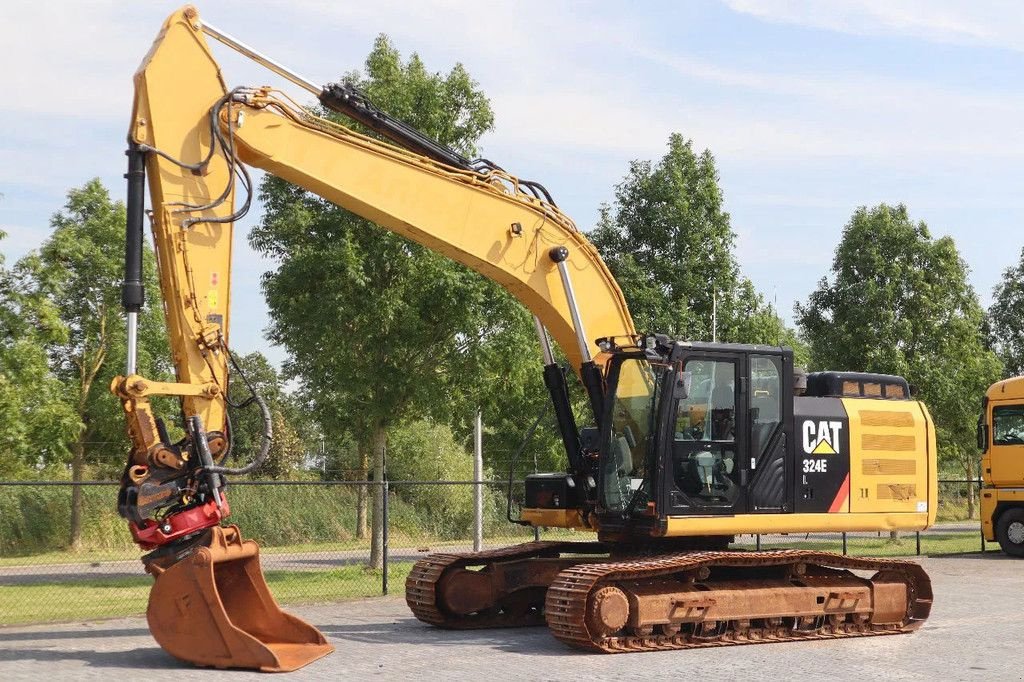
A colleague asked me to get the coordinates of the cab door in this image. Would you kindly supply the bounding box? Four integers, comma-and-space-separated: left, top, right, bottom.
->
664, 352, 748, 514
745, 353, 792, 512
988, 401, 1024, 487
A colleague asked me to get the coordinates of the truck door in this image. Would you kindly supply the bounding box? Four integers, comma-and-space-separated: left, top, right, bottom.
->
989, 402, 1024, 487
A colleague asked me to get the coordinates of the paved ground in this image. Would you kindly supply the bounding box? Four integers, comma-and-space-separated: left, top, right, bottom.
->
1, 553, 1021, 680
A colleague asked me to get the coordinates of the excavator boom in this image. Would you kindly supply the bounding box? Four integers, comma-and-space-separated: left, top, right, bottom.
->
115, 5, 634, 672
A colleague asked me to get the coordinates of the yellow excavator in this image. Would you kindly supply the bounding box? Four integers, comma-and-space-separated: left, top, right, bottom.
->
113, 6, 937, 672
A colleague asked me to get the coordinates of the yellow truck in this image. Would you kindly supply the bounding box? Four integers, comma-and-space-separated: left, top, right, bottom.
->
979, 377, 1024, 555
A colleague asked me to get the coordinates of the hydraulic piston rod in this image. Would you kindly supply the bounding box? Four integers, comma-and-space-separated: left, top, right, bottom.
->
199, 18, 321, 96
549, 247, 604, 422
121, 145, 146, 375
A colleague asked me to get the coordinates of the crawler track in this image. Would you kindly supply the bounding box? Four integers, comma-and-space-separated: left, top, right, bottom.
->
406, 541, 606, 629
407, 544, 932, 653
545, 549, 932, 652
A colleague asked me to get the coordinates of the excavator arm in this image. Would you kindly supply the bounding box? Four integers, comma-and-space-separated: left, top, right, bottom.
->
113, 7, 936, 671
115, 7, 634, 543
111, 6, 634, 671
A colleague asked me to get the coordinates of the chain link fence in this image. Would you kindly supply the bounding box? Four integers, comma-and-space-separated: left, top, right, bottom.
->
0, 478, 994, 627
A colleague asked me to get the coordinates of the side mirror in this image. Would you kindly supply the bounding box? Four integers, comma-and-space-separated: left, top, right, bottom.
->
675, 370, 693, 399
977, 418, 988, 453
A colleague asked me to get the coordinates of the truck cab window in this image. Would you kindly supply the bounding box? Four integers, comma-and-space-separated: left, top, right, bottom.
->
993, 406, 1024, 445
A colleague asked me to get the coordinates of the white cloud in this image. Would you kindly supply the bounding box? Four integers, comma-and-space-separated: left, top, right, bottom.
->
721, 0, 1024, 51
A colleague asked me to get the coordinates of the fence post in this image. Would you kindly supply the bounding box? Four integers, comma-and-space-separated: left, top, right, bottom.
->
473, 409, 483, 552
915, 531, 921, 556
842, 532, 847, 555
755, 534, 761, 551
382, 450, 389, 596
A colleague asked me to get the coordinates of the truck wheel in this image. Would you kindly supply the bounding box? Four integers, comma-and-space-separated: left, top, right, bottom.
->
996, 508, 1024, 557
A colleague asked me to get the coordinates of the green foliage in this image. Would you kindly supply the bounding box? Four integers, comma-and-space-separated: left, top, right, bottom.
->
387, 420, 479, 537
989, 246, 1024, 377
0, 233, 77, 478
0, 479, 482, 556
227, 351, 317, 480
795, 204, 1002, 476
18, 179, 168, 477
590, 133, 790, 347
250, 35, 560, 472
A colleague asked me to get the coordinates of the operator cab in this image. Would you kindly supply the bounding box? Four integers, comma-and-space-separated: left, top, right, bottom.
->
596, 337, 792, 528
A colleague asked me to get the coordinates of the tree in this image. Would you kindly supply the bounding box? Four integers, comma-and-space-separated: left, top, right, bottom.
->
250, 36, 543, 567
23, 179, 167, 548
796, 204, 1002, 516
227, 351, 312, 480
0, 233, 78, 478
388, 419, 477, 538
591, 133, 791, 346
990, 247, 1024, 377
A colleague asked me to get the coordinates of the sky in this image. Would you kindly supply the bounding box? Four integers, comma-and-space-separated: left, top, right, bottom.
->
2, 1, 1022, 367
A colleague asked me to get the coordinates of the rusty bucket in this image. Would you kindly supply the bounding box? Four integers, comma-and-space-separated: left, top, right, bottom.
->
145, 524, 334, 672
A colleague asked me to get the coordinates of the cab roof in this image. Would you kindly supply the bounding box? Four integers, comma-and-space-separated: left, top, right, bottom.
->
987, 376, 1024, 401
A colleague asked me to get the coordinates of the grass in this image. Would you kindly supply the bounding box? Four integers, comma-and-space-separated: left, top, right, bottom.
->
734, 531, 995, 557
0, 533, 547, 568
0, 563, 414, 627
2, 529, 999, 627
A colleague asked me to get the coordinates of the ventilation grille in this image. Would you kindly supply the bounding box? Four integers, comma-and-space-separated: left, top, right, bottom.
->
862, 434, 916, 451
860, 410, 915, 428
862, 458, 917, 475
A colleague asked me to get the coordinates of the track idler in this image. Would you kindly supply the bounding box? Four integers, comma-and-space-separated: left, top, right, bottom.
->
144, 525, 333, 672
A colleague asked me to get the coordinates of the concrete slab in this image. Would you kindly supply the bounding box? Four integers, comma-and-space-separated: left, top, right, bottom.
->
1, 554, 1021, 680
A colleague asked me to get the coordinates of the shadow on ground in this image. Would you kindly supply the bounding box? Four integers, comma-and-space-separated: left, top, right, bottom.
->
0, 645, 179, 669
317, 617, 586, 657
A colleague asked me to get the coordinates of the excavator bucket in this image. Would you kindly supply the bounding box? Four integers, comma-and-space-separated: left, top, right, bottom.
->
145, 525, 334, 672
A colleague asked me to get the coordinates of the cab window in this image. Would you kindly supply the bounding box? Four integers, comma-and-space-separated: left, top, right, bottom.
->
675, 360, 736, 442
993, 405, 1024, 445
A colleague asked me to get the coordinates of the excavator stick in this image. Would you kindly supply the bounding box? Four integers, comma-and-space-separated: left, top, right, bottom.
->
144, 525, 333, 672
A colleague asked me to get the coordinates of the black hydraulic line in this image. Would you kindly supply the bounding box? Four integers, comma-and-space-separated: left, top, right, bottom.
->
319, 82, 476, 172
319, 83, 561, 207
543, 363, 585, 477
190, 415, 224, 508
579, 360, 605, 426
202, 348, 272, 476
121, 145, 146, 313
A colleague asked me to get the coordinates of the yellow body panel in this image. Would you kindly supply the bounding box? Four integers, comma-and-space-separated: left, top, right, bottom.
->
986, 376, 1024, 402
983, 390, 1024, 488
519, 508, 590, 530
844, 398, 936, 524
664, 512, 930, 536
979, 488, 1024, 541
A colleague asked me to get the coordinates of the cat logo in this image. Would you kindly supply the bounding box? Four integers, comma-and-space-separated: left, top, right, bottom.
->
802, 420, 842, 455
